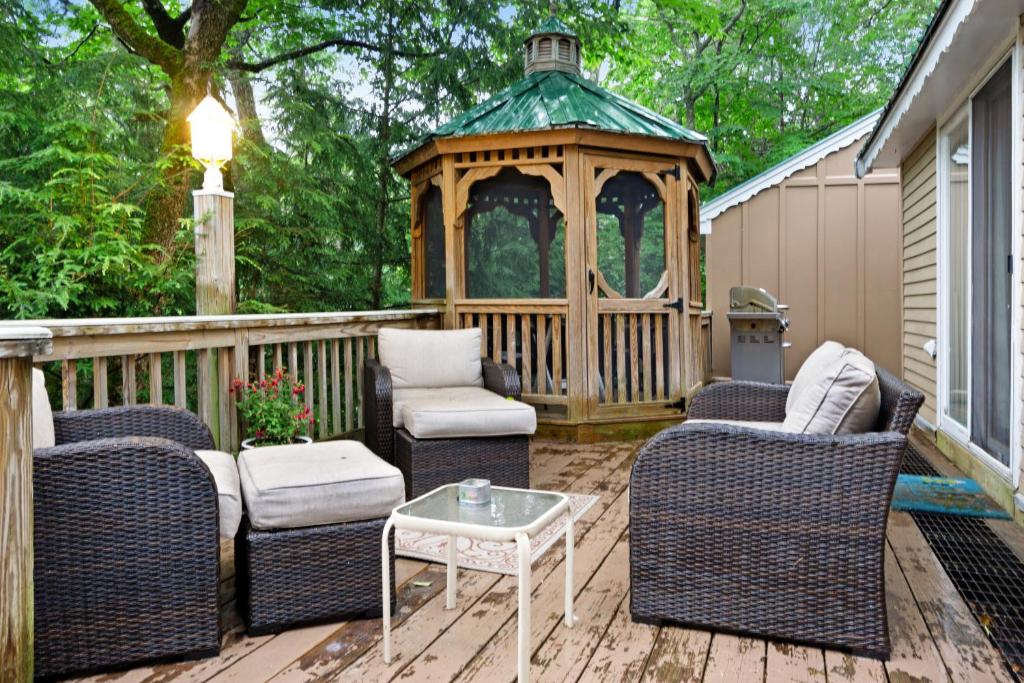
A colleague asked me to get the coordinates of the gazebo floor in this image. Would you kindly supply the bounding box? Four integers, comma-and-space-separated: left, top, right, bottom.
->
72, 436, 1018, 683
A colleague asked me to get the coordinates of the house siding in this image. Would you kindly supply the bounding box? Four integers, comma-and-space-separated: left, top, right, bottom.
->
901, 130, 938, 425
706, 137, 902, 381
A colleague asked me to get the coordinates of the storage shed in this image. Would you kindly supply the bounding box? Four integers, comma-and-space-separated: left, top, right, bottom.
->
703, 111, 903, 381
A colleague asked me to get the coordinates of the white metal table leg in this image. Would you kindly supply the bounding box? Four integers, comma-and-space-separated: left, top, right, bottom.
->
382, 516, 395, 664
446, 534, 458, 609
516, 532, 532, 682
564, 508, 577, 627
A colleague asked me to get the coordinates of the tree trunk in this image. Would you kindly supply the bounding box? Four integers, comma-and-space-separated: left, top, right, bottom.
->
142, 63, 213, 253
229, 71, 267, 147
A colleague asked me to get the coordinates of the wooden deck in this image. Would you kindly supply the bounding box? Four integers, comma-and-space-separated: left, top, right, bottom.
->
73, 436, 1020, 683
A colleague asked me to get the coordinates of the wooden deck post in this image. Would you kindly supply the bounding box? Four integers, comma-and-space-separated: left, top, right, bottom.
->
0, 326, 53, 683
194, 189, 236, 447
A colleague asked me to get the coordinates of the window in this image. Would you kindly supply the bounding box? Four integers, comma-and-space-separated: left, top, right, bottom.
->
464, 168, 565, 299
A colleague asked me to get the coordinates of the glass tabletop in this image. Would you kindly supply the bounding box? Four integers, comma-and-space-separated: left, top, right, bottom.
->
395, 485, 565, 529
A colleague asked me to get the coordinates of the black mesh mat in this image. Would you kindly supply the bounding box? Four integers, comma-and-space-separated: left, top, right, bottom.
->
900, 443, 1024, 679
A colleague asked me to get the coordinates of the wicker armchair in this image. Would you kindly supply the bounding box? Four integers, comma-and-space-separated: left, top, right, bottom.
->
364, 356, 530, 498
629, 367, 924, 659
35, 405, 221, 679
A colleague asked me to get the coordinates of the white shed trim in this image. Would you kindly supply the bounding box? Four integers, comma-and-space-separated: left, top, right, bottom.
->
700, 110, 880, 233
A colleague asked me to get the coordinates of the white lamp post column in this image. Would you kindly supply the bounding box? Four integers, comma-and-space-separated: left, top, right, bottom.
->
188, 95, 238, 449
188, 94, 237, 316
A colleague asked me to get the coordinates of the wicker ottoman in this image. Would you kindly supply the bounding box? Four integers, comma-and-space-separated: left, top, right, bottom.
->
236, 440, 405, 635
395, 429, 530, 499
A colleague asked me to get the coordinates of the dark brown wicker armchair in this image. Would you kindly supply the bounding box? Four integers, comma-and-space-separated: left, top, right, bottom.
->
34, 405, 221, 679
364, 356, 529, 498
629, 367, 924, 660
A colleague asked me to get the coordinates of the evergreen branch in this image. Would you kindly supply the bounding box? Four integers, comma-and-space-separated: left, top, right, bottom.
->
226, 37, 438, 73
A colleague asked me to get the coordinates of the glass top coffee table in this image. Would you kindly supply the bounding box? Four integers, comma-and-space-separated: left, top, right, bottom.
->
382, 484, 578, 682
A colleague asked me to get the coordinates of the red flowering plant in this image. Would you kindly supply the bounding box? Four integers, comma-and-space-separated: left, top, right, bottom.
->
231, 368, 315, 446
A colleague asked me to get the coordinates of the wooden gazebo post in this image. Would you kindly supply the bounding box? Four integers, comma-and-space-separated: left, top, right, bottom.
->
0, 326, 53, 683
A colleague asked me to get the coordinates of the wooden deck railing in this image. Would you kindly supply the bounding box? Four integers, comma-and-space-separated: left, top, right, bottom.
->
454, 300, 569, 408
0, 310, 441, 452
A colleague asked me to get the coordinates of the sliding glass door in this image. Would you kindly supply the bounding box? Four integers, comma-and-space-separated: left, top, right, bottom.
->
940, 58, 1013, 469
970, 60, 1013, 465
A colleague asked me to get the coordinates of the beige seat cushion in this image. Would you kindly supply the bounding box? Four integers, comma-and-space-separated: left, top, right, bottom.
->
783, 349, 880, 435
378, 328, 484, 390
401, 391, 537, 439
238, 440, 405, 530
194, 450, 243, 539
786, 341, 846, 413
392, 386, 501, 428
32, 368, 55, 449
686, 418, 791, 433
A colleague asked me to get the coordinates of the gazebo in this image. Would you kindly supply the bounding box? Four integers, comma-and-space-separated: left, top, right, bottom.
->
393, 12, 715, 434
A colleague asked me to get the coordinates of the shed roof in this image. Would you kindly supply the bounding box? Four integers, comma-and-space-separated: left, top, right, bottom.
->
700, 110, 881, 233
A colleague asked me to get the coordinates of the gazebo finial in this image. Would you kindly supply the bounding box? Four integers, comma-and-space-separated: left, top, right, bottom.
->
549, 1, 558, 17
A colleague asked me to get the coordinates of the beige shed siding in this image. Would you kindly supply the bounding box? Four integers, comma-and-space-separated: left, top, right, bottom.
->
900, 130, 938, 425
706, 136, 902, 382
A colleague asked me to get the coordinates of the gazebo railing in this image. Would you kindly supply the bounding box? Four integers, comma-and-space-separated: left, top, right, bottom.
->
1, 310, 441, 451
455, 299, 569, 408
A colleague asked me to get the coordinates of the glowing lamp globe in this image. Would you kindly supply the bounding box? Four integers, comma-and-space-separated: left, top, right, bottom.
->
188, 95, 235, 191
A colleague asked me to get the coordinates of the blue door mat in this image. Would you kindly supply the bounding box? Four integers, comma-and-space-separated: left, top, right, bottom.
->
892, 474, 1011, 519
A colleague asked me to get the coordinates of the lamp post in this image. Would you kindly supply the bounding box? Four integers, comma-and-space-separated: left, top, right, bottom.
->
188, 95, 237, 449
189, 94, 237, 316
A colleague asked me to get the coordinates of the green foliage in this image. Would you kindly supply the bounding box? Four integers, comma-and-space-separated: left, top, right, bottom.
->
232, 368, 314, 445
0, 0, 937, 320
604, 0, 939, 197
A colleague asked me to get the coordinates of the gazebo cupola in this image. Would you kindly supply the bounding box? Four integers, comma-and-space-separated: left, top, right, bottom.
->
523, 11, 581, 75
393, 9, 716, 435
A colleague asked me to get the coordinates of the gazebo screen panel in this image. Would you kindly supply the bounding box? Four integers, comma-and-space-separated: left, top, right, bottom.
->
422, 186, 446, 299
596, 172, 666, 298
464, 168, 565, 299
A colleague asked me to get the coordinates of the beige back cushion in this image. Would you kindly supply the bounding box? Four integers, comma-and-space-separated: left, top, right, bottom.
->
378, 328, 484, 390
32, 368, 55, 448
786, 340, 846, 413
783, 349, 880, 435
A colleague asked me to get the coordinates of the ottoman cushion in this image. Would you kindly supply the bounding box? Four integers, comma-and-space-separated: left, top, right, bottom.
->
194, 449, 243, 539
238, 440, 404, 530
392, 386, 499, 428
401, 391, 537, 439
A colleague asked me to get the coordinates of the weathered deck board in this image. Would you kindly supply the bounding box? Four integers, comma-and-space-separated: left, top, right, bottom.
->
765, 643, 826, 682
64, 436, 1015, 683
823, 650, 887, 683
702, 634, 766, 682
888, 511, 1012, 682
577, 592, 659, 682
881, 544, 950, 682
639, 626, 711, 683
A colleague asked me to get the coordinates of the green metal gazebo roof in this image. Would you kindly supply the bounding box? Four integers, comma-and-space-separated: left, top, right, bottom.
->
423, 69, 708, 145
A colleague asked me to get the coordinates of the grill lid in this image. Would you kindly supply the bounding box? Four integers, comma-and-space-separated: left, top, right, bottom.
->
729, 286, 779, 313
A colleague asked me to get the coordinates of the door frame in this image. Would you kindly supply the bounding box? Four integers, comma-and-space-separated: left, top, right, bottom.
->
580, 150, 686, 420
